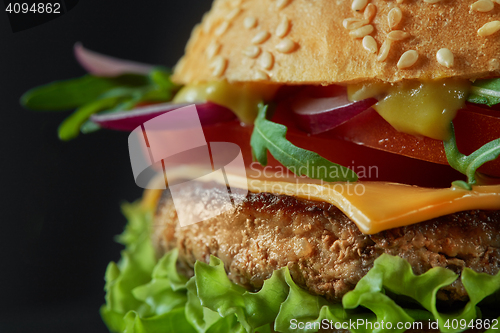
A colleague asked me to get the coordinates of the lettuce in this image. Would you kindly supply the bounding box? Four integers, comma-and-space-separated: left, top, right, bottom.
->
101, 201, 500, 333
100, 203, 195, 333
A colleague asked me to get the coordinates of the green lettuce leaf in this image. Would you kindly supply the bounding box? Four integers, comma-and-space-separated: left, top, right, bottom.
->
102, 201, 500, 333
100, 203, 194, 332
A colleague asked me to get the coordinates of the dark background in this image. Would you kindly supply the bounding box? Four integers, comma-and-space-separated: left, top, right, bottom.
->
0, 1, 211, 332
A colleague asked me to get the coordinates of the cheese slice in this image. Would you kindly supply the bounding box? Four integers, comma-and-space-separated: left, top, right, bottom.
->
143, 167, 500, 234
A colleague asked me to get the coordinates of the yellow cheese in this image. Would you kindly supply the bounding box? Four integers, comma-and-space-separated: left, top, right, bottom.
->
173, 80, 279, 124
143, 168, 500, 235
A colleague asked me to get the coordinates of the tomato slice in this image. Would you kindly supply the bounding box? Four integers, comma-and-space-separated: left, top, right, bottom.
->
200, 99, 499, 187
327, 107, 448, 164
318, 103, 500, 178
454, 104, 500, 177
201, 117, 466, 188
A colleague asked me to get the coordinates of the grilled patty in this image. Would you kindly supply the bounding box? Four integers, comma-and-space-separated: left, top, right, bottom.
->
152, 181, 500, 304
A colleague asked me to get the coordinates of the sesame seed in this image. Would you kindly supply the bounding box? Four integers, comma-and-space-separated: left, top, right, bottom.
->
243, 45, 261, 58
343, 18, 368, 30
396, 0, 404, 3
215, 21, 230, 36
252, 30, 271, 44
211, 56, 228, 77
352, 0, 368, 12
377, 39, 392, 62
471, 0, 494, 12
349, 24, 374, 38
362, 35, 378, 53
276, 16, 291, 38
259, 51, 274, 70
436, 48, 454, 68
364, 4, 377, 22
489, 59, 500, 70
494, 0, 500, 4
423, 0, 443, 3
397, 50, 419, 69
388, 7, 402, 30
244, 16, 257, 29
478, 21, 500, 36
276, 0, 291, 10
276, 38, 297, 53
206, 41, 221, 60
226, 8, 241, 21
387, 30, 410, 41
203, 14, 214, 33
255, 70, 269, 80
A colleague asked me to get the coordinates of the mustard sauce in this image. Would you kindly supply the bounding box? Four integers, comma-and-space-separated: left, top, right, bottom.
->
348, 79, 471, 141
173, 80, 279, 124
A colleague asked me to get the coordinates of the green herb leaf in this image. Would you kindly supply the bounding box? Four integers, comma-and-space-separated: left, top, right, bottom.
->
149, 67, 178, 91
58, 97, 122, 141
141, 67, 179, 103
468, 78, 500, 106
250, 103, 358, 182
451, 180, 472, 191
80, 120, 101, 134
22, 66, 181, 140
79, 93, 145, 134
21, 74, 149, 111
443, 123, 500, 185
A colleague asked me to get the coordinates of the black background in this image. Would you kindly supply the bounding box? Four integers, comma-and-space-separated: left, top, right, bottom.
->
0, 1, 211, 332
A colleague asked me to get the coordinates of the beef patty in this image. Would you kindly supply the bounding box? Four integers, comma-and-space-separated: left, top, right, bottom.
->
152, 181, 500, 304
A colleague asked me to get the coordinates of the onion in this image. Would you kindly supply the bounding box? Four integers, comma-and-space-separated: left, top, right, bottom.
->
90, 102, 236, 131
74, 43, 154, 77
292, 91, 377, 135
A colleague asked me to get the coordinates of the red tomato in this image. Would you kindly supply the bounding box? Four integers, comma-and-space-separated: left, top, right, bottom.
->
201, 118, 466, 189
200, 98, 499, 188
454, 104, 500, 177
313, 103, 500, 178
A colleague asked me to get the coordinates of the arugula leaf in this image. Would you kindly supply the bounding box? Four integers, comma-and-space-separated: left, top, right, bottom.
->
80, 120, 101, 134
443, 123, 500, 185
468, 78, 500, 106
451, 180, 472, 191
79, 94, 146, 135
22, 67, 179, 140
21, 74, 149, 111
149, 67, 177, 91
250, 104, 358, 182
58, 97, 122, 141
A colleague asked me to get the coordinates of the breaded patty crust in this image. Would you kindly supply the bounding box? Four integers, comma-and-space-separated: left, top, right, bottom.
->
152, 181, 500, 304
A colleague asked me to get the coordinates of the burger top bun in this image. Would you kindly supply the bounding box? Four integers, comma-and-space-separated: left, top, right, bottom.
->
172, 0, 500, 85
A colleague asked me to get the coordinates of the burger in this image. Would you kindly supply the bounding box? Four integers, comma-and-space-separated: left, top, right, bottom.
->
21, 0, 500, 332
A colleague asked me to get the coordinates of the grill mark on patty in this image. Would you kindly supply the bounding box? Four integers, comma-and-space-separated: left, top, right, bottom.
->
152, 181, 500, 304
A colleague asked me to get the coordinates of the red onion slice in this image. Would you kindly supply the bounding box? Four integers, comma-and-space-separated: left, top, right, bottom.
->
91, 102, 236, 131
74, 43, 154, 77
292, 93, 377, 135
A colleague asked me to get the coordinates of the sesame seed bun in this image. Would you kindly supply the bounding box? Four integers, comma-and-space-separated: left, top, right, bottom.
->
172, 0, 500, 85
